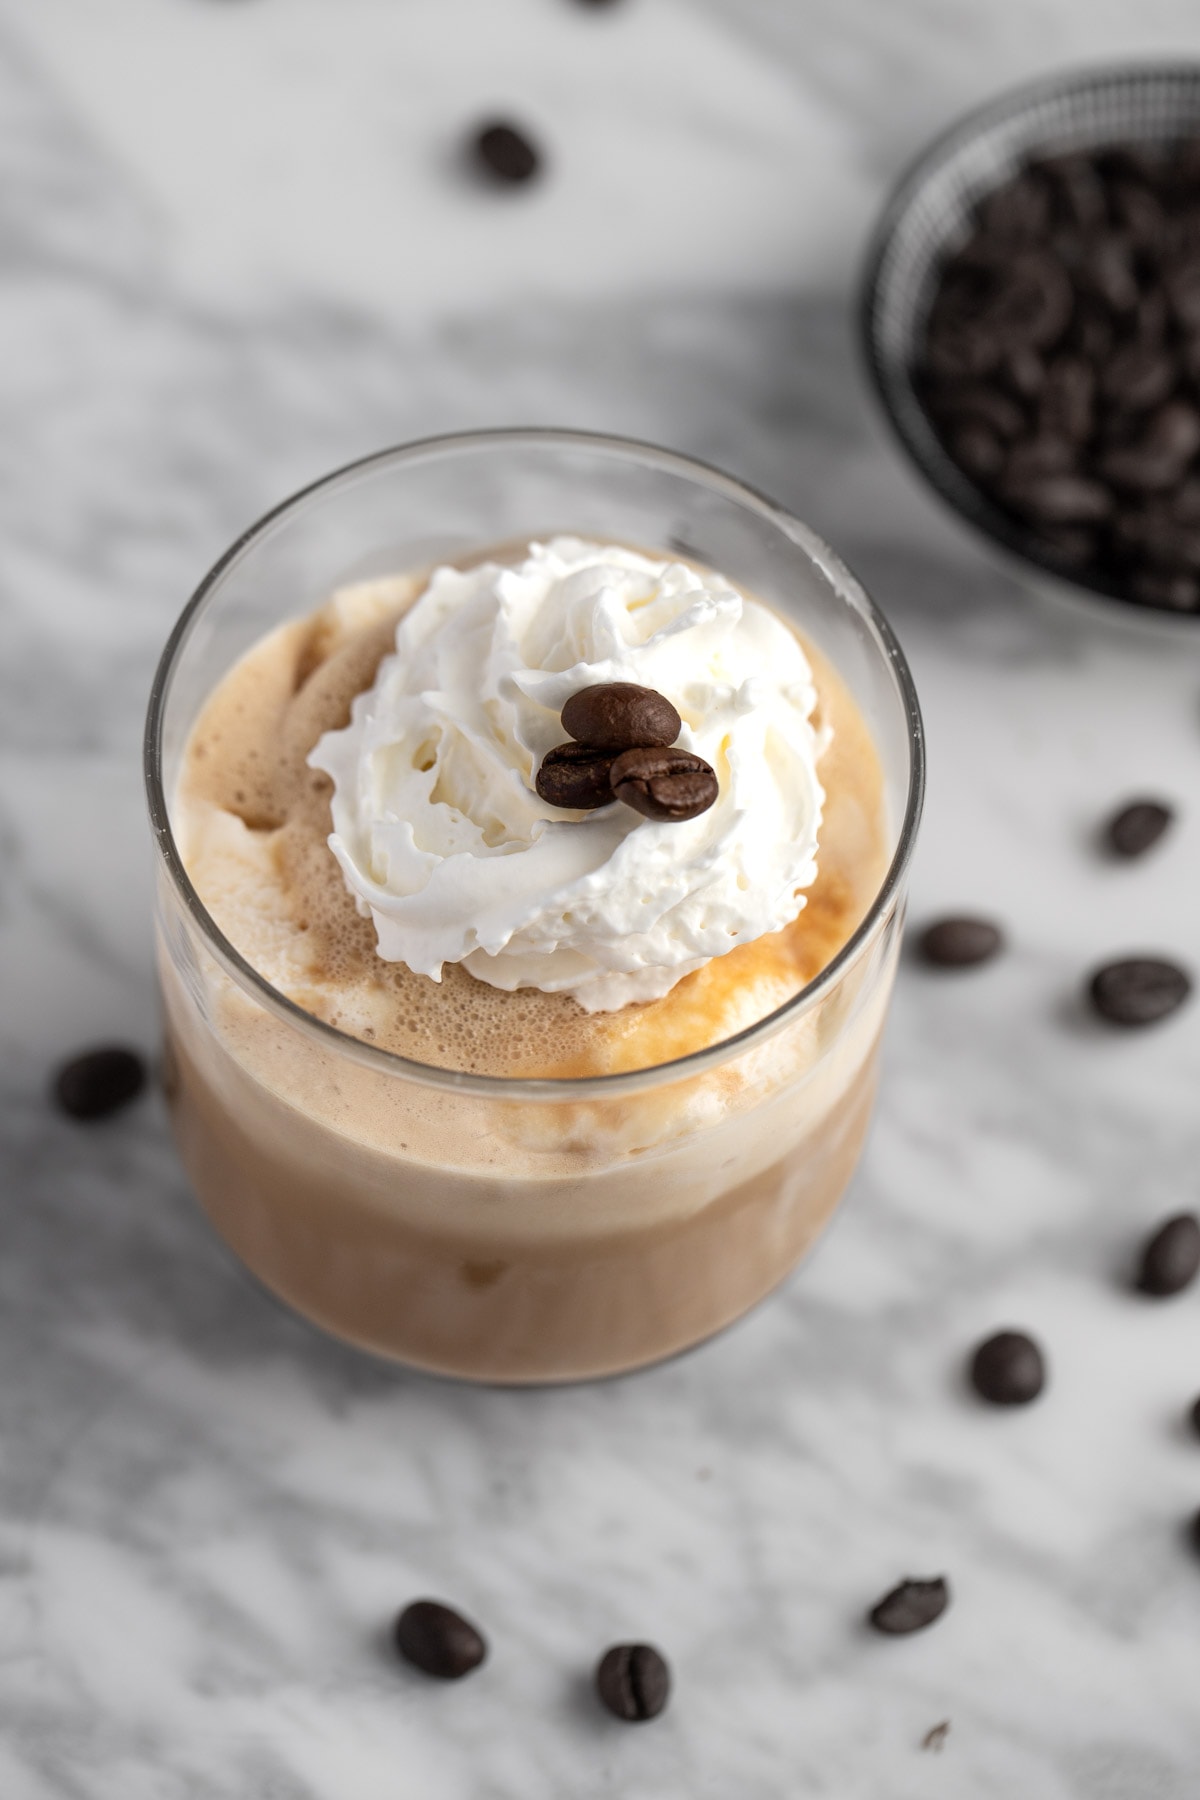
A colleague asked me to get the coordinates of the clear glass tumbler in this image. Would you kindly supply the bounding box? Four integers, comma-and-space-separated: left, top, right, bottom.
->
145, 431, 924, 1382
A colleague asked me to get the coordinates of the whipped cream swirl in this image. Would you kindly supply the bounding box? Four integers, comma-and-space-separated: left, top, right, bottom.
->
309, 538, 827, 1012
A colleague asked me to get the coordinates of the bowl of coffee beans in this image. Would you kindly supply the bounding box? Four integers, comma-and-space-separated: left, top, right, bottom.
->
862, 63, 1200, 617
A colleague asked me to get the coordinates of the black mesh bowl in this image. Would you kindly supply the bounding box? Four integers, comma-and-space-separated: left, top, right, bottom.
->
861, 62, 1200, 620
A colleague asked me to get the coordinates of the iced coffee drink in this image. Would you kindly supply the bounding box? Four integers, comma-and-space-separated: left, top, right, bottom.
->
147, 433, 922, 1381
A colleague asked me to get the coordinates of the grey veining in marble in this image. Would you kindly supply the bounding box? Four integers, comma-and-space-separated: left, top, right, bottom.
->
3, 2, 1200, 1796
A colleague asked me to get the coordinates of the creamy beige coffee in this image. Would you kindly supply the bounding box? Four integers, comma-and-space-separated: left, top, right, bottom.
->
162, 540, 896, 1380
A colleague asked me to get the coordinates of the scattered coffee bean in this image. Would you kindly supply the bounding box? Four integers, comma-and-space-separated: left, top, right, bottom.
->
53, 1046, 147, 1121
473, 122, 541, 186
609, 746, 718, 822
394, 1600, 487, 1680
921, 1720, 951, 1754
1106, 798, 1174, 858
867, 1577, 949, 1636
1088, 957, 1192, 1026
595, 1643, 670, 1722
917, 916, 1004, 968
970, 1330, 1046, 1405
535, 742, 618, 811
1189, 1508, 1200, 1554
1136, 1213, 1200, 1297
561, 682, 681, 753
1189, 1394, 1200, 1439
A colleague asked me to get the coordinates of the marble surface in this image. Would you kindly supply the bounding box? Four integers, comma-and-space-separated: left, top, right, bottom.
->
3, 1, 1200, 1795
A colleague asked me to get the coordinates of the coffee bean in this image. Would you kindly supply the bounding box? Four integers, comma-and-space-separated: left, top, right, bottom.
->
1136, 1214, 1200, 1297
950, 423, 1004, 481
1106, 799, 1174, 858
1003, 434, 1077, 485
1031, 525, 1096, 568
1000, 347, 1046, 398
970, 1330, 1045, 1405
595, 1643, 670, 1722
1189, 1508, 1200, 1554
1189, 1394, 1200, 1439
1038, 356, 1095, 441
1088, 957, 1191, 1027
535, 742, 618, 811
1132, 570, 1200, 610
609, 747, 718, 822
1101, 401, 1200, 493
53, 1046, 147, 1121
394, 1600, 487, 1679
868, 1577, 949, 1636
929, 383, 1026, 439
979, 172, 1053, 241
561, 682, 680, 753
473, 122, 541, 185
917, 916, 1004, 968
1000, 473, 1113, 525
1100, 344, 1178, 413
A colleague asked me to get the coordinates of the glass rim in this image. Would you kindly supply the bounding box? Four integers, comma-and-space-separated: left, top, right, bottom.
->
144, 427, 926, 1099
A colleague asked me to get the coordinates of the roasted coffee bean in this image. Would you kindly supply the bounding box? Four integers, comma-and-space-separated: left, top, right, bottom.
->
929, 382, 1026, 439
1099, 414, 1200, 495
1131, 569, 1200, 610
1189, 1508, 1200, 1554
950, 423, 1004, 481
918, 916, 1004, 968
1165, 253, 1200, 332
1110, 179, 1168, 250
970, 1330, 1046, 1405
1000, 473, 1113, 525
992, 251, 1074, 350
609, 747, 718, 822
868, 1577, 950, 1636
561, 682, 681, 752
1189, 1394, 1200, 1439
1100, 343, 1178, 413
1088, 957, 1192, 1026
1136, 1213, 1200, 1297
535, 742, 618, 810
473, 122, 541, 185
979, 172, 1053, 240
1038, 356, 1095, 442
1000, 347, 1046, 399
595, 1643, 670, 1722
1142, 519, 1200, 571
1030, 525, 1096, 568
1003, 434, 1077, 484
394, 1600, 487, 1679
1106, 798, 1174, 858
53, 1046, 147, 1121
1081, 232, 1140, 315
1043, 152, 1108, 232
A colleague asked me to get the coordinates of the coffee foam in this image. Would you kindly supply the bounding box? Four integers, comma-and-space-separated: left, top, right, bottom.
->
175, 561, 887, 1079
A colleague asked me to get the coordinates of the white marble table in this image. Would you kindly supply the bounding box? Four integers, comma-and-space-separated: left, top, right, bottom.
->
3, 2, 1200, 1795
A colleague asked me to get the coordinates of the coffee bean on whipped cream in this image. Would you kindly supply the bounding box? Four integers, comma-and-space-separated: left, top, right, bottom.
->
535, 742, 618, 811
917, 916, 1004, 968
609, 746, 718, 822
595, 1643, 671, 1722
970, 1330, 1045, 1405
473, 121, 541, 185
1088, 956, 1192, 1026
1106, 798, 1174, 858
394, 1599, 487, 1679
561, 683, 682, 753
867, 1576, 950, 1636
53, 1046, 147, 1121
1135, 1213, 1200, 1297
